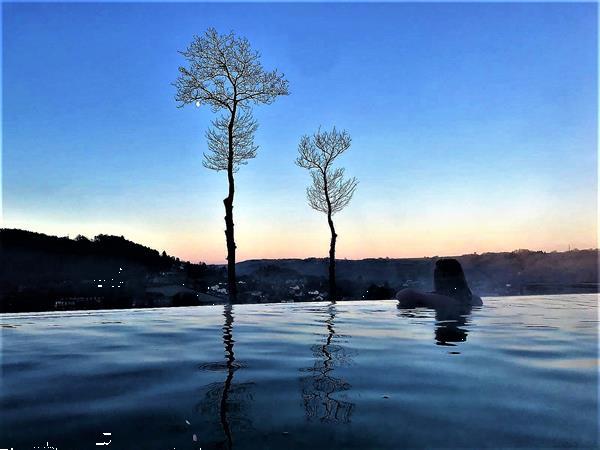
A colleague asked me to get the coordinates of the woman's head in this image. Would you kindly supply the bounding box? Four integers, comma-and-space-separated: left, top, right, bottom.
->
433, 258, 472, 302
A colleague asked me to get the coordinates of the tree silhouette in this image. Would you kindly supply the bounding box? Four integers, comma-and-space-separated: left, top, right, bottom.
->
175, 28, 289, 301
296, 127, 358, 300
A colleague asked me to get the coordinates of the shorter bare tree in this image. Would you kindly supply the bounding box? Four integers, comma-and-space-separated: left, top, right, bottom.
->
296, 127, 358, 300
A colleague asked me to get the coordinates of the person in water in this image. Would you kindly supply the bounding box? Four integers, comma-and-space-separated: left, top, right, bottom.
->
396, 258, 483, 308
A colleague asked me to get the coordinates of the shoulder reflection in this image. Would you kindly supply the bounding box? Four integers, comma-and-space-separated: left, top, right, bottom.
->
397, 301, 479, 347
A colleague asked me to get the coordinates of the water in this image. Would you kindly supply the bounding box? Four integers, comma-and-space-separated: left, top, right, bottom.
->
1, 294, 597, 449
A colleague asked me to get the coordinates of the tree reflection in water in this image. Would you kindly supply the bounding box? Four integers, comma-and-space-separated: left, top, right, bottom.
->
300, 302, 355, 423
196, 304, 254, 450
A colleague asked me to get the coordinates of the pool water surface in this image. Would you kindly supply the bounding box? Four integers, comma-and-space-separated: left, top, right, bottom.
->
1, 294, 597, 449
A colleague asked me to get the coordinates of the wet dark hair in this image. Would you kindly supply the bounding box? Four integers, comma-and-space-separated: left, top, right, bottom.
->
433, 258, 473, 302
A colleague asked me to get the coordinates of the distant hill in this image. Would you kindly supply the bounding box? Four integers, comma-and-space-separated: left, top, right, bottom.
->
237, 249, 599, 296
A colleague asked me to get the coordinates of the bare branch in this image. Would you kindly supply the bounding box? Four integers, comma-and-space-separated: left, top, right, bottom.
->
174, 28, 289, 113
203, 110, 258, 172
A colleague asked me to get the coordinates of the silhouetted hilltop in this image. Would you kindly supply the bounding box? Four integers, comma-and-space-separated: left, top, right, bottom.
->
1, 229, 182, 285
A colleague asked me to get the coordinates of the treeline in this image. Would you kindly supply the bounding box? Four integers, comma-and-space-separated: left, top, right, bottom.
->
0, 229, 202, 288
459, 249, 597, 291
0, 229, 221, 312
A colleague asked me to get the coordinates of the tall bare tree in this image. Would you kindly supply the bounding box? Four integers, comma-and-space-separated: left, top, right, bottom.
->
175, 28, 289, 301
296, 127, 358, 300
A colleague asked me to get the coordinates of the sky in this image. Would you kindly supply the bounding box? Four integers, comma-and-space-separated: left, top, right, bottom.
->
2, 2, 597, 263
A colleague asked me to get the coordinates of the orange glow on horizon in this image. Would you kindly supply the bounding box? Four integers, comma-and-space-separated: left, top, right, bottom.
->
5, 208, 596, 265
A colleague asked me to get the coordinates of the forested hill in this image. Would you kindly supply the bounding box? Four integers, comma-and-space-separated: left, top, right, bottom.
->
0, 229, 195, 286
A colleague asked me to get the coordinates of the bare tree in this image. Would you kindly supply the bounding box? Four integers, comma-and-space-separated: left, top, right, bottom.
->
296, 127, 358, 300
175, 28, 289, 301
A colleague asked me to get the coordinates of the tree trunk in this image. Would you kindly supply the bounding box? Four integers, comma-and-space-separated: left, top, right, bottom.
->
224, 196, 236, 302
323, 173, 337, 301
327, 213, 337, 301
224, 105, 237, 302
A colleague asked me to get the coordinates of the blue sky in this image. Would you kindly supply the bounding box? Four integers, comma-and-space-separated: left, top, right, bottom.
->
3, 2, 597, 263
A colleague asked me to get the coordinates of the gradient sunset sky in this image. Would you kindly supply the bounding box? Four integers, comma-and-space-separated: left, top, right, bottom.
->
3, 2, 597, 263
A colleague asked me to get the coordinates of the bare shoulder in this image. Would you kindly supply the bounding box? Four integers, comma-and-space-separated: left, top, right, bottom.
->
396, 289, 460, 309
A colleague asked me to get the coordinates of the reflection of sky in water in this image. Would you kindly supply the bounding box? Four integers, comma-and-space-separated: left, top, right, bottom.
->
1, 294, 597, 449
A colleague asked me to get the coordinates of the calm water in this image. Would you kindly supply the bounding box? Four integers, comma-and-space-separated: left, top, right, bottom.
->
1, 294, 598, 449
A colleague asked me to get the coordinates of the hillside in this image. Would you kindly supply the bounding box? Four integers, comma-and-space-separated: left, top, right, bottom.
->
1, 228, 183, 285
